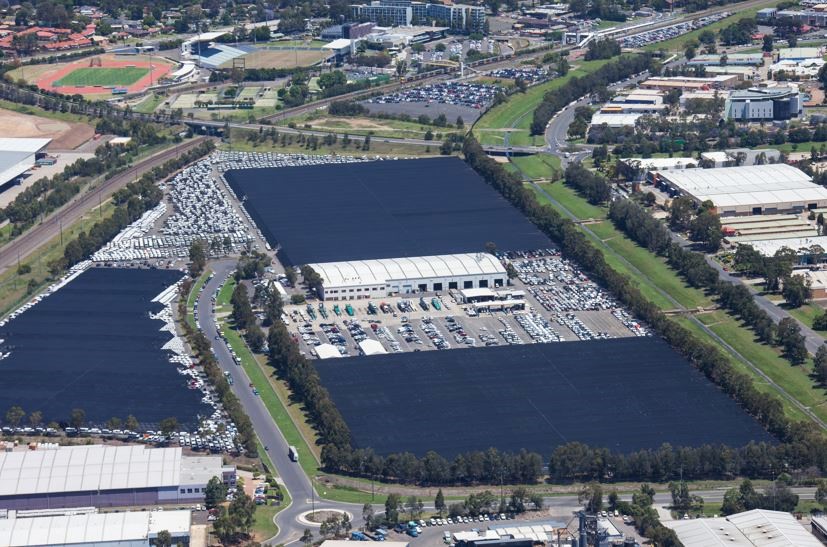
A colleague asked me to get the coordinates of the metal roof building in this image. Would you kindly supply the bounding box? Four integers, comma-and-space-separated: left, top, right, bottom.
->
665, 509, 822, 547
652, 164, 827, 216
0, 508, 191, 547
0, 445, 233, 511
0, 138, 50, 193
309, 253, 507, 301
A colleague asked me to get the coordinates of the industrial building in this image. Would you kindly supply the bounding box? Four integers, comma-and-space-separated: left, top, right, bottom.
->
744, 235, 827, 261
0, 138, 51, 194
776, 9, 827, 26
779, 47, 823, 60
700, 148, 781, 168
0, 507, 191, 547
665, 509, 822, 547
618, 157, 698, 181
724, 85, 802, 121
308, 253, 507, 300
0, 445, 235, 510
791, 269, 827, 298
652, 164, 827, 216
350, 0, 485, 31
589, 112, 644, 128
687, 53, 763, 66
640, 75, 740, 91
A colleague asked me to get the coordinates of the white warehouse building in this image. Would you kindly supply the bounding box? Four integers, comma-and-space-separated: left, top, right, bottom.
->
309, 253, 507, 301
651, 164, 827, 216
0, 508, 191, 547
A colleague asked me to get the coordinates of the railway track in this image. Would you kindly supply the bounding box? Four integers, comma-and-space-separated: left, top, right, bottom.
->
0, 137, 208, 275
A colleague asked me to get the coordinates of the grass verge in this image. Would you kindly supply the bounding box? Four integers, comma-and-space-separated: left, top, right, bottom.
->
529, 182, 824, 426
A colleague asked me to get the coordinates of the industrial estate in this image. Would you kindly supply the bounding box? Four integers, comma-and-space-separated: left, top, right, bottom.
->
9, 0, 827, 546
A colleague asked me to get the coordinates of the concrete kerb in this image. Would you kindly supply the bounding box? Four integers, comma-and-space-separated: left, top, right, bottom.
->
296, 509, 353, 527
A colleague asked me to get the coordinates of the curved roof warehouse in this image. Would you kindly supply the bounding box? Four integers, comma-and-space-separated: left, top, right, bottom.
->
308, 253, 507, 300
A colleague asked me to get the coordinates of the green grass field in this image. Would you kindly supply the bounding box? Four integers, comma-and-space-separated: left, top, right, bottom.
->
55, 67, 149, 87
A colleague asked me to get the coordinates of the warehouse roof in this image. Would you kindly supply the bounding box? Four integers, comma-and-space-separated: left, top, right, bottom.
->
0, 445, 181, 497
589, 112, 644, 127
655, 164, 827, 208
0, 509, 190, 546
310, 253, 506, 288
666, 509, 822, 547
779, 47, 821, 59
746, 235, 827, 256
0, 138, 51, 187
0, 138, 51, 153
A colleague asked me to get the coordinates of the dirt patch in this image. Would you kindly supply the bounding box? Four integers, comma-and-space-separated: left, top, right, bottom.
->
0, 107, 94, 149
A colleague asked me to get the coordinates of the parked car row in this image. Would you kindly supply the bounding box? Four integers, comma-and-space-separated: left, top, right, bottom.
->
619, 12, 730, 48
366, 82, 502, 109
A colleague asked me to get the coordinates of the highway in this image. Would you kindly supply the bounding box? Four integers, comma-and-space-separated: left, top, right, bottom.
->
0, 137, 208, 277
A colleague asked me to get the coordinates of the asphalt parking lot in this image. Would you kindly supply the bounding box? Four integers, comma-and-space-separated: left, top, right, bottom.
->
286, 253, 647, 359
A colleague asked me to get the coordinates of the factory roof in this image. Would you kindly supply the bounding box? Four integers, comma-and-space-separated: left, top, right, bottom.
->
779, 47, 822, 59
0, 509, 191, 546
729, 86, 799, 100
742, 235, 827, 256
310, 253, 506, 288
621, 157, 698, 170
792, 269, 827, 290
178, 455, 225, 486
655, 164, 827, 208
589, 112, 644, 127
666, 509, 822, 547
0, 445, 183, 497
0, 138, 51, 153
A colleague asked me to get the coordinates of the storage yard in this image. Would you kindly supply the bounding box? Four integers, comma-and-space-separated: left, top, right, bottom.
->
0, 268, 212, 431
315, 337, 775, 457
288, 249, 648, 359
361, 82, 502, 122
224, 157, 552, 265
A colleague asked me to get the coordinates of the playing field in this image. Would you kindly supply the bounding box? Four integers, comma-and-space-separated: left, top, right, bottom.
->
222, 48, 329, 69
54, 67, 149, 87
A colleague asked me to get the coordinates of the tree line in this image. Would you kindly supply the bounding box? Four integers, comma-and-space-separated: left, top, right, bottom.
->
177, 277, 257, 455
531, 53, 653, 135
461, 135, 827, 480
608, 197, 808, 366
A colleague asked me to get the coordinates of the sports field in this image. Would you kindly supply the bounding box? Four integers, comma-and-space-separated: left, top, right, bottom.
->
54, 67, 149, 87
222, 48, 329, 69
12, 54, 176, 97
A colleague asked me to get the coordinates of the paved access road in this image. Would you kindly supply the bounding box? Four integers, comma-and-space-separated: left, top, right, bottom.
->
0, 137, 208, 276
196, 261, 365, 545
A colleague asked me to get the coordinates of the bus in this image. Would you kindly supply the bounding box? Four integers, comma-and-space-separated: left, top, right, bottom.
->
288, 445, 299, 462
